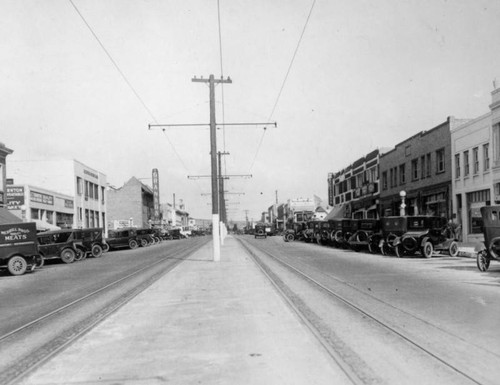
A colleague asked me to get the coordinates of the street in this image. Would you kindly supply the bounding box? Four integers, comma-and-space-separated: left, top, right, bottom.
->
239, 235, 500, 385
0, 237, 209, 384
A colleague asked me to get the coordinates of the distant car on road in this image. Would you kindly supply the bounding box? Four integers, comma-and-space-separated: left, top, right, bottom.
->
254, 223, 267, 239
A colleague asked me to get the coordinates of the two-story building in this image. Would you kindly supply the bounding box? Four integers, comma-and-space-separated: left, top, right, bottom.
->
327, 149, 384, 220
107, 177, 154, 229
379, 117, 467, 219
451, 84, 500, 242
8, 159, 107, 230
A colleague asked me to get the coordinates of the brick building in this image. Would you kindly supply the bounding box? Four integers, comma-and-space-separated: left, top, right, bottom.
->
107, 177, 154, 229
327, 149, 384, 220
379, 117, 467, 218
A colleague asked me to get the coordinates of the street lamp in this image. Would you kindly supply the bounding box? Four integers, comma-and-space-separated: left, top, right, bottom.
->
399, 190, 407, 216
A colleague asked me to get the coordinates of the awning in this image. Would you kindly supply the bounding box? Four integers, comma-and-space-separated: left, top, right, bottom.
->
34, 219, 61, 231
324, 204, 346, 220
0, 208, 23, 224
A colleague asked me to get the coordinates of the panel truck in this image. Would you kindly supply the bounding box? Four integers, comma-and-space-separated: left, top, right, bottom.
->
0, 222, 42, 276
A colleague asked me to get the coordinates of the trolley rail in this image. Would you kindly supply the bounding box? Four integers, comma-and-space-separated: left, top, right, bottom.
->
237, 236, 492, 385
0, 239, 208, 385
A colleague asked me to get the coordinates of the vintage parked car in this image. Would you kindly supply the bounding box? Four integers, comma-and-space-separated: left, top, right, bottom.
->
392, 216, 458, 258
283, 222, 306, 242
329, 219, 358, 248
348, 219, 381, 252
136, 228, 155, 247
476, 206, 500, 271
71, 228, 108, 260
105, 228, 139, 250
377, 216, 408, 255
37, 229, 84, 264
0, 222, 42, 275
254, 223, 267, 239
314, 221, 331, 245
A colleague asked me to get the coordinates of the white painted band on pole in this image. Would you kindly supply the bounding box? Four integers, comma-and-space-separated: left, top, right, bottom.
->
213, 214, 220, 262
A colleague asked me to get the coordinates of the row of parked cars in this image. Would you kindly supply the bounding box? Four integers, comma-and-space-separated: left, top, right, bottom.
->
281, 207, 500, 272
0, 224, 188, 276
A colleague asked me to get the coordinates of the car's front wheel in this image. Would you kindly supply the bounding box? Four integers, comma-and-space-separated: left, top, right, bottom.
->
422, 241, 434, 259
61, 248, 76, 264
448, 241, 459, 257
92, 244, 103, 258
8, 255, 28, 276
477, 250, 490, 271
129, 239, 138, 249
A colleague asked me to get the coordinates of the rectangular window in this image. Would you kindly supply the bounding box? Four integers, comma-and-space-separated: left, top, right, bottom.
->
464, 150, 470, 176
101, 186, 105, 204
426, 153, 431, 177
382, 171, 388, 190
493, 124, 500, 166
436, 148, 445, 173
411, 159, 418, 180
85, 181, 89, 199
389, 169, 394, 188
484, 143, 490, 171
455, 153, 460, 178
77, 177, 83, 195
473, 147, 479, 174
399, 164, 406, 184
421, 155, 425, 179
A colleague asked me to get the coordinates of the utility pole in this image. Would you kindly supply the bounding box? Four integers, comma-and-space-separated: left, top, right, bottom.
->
218, 151, 230, 224
149, 74, 276, 262
191, 75, 231, 261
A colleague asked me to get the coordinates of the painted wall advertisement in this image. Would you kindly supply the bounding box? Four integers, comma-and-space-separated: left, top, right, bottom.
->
6, 186, 25, 210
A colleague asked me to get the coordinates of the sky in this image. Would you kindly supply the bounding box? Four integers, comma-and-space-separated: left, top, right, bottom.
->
2, 0, 500, 223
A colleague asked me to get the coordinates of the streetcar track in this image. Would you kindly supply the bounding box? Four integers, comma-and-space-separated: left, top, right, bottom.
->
0, 239, 208, 385
278, 243, 500, 359
238, 237, 486, 385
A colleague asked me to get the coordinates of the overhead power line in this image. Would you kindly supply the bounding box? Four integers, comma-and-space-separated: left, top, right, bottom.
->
249, 0, 317, 171
67, 0, 192, 174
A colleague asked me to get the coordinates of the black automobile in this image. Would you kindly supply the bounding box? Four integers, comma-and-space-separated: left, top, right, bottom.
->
348, 219, 381, 252
314, 221, 331, 246
476, 206, 500, 271
283, 222, 306, 242
329, 219, 358, 248
136, 228, 155, 247
377, 216, 408, 256
393, 216, 458, 258
71, 228, 108, 260
0, 222, 42, 275
105, 228, 139, 250
37, 230, 84, 264
254, 223, 267, 239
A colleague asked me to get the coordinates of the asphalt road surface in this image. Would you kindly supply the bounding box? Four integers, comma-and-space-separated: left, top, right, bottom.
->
239, 234, 500, 385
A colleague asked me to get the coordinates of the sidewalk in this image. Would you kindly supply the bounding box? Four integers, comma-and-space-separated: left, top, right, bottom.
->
19, 236, 350, 385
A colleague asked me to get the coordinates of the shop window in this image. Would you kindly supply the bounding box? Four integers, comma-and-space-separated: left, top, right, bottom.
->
31, 208, 39, 220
